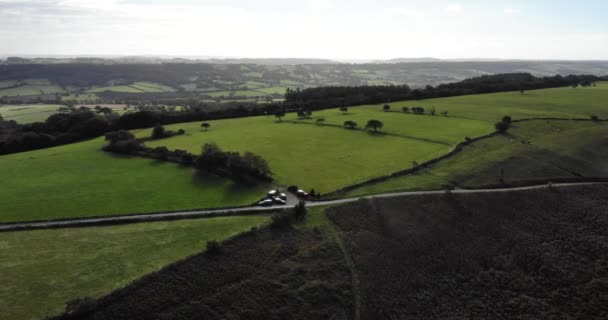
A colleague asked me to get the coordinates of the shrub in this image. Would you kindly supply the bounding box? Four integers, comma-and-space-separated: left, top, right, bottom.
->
102, 139, 142, 154
590, 115, 600, 121
153, 146, 169, 160
177, 129, 186, 135
206, 240, 221, 255
495, 121, 511, 133
294, 201, 307, 221
151, 125, 166, 139
180, 153, 195, 165
270, 211, 292, 228
383, 104, 390, 112
339, 107, 348, 113
344, 120, 357, 129
105, 130, 135, 144
502, 116, 512, 124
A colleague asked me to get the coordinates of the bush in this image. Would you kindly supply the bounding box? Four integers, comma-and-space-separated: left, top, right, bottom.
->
102, 139, 142, 154
153, 146, 169, 160
151, 125, 166, 139
502, 116, 512, 124
495, 121, 511, 133
105, 130, 134, 144
590, 115, 600, 121
402, 106, 409, 113
270, 211, 292, 228
344, 120, 357, 129
177, 129, 186, 135
294, 201, 307, 221
206, 240, 221, 255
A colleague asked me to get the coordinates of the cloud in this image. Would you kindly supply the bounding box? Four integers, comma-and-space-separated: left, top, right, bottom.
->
306, 0, 333, 10
503, 7, 521, 15
445, 4, 462, 13
384, 7, 425, 18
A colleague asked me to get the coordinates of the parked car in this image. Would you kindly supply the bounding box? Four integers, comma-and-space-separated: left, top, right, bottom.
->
279, 193, 287, 200
296, 189, 309, 198
272, 197, 287, 205
258, 199, 273, 207
267, 190, 277, 197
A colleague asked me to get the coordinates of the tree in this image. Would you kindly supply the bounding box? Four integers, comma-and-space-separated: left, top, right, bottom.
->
502, 116, 512, 124
201, 122, 210, 131
340, 106, 348, 114
0, 113, 3, 121
152, 125, 166, 139
294, 201, 307, 221
590, 115, 600, 121
402, 106, 409, 113
196, 143, 226, 170
274, 109, 285, 122
441, 111, 449, 117
316, 118, 325, 125
365, 119, 384, 132
154, 146, 169, 161
105, 130, 135, 144
344, 120, 357, 129
430, 106, 436, 116
495, 121, 510, 133
383, 104, 391, 112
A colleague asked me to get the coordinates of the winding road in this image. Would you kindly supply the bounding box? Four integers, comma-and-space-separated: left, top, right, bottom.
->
1, 182, 606, 232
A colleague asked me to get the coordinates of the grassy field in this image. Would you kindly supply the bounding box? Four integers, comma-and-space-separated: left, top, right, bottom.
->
61, 93, 100, 103
0, 215, 269, 320
0, 137, 266, 222
345, 120, 608, 197
137, 117, 453, 193
0, 83, 65, 97
129, 81, 175, 93
86, 85, 145, 93
405, 82, 608, 122
0, 104, 63, 123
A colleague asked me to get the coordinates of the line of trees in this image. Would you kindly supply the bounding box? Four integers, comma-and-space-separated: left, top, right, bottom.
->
284, 73, 603, 110
102, 131, 272, 183
195, 143, 272, 182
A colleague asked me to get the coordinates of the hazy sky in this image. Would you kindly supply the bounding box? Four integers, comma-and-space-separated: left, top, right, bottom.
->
1, 0, 607, 60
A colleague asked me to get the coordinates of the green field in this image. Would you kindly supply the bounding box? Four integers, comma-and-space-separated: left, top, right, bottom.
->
0, 215, 268, 320
2, 84, 607, 223
136, 117, 453, 193
344, 120, 608, 197
61, 93, 100, 103
251, 86, 290, 95
0, 82, 66, 97
86, 85, 145, 93
0, 137, 266, 222
129, 82, 175, 93
0, 104, 63, 123
205, 90, 264, 98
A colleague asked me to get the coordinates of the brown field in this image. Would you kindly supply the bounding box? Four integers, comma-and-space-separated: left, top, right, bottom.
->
328, 185, 608, 320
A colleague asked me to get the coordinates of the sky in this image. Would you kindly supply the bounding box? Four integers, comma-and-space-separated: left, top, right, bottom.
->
0, 0, 607, 60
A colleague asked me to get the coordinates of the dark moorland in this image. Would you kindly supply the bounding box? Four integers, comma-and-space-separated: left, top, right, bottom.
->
53, 226, 353, 320
328, 185, 608, 319
51, 184, 608, 320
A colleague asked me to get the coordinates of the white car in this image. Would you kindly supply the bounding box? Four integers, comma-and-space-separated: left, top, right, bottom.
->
268, 190, 278, 196
258, 199, 273, 207
272, 197, 287, 205
296, 190, 309, 198
279, 193, 287, 200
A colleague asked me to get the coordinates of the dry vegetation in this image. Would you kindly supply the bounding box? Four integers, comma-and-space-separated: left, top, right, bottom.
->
53, 226, 353, 320
328, 185, 608, 320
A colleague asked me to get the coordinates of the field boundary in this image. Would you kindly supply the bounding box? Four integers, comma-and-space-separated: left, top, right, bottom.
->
322, 131, 499, 198
321, 117, 608, 198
